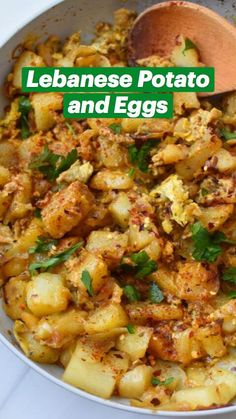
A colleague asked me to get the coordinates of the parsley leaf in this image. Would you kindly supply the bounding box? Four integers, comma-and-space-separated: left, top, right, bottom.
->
201, 188, 209, 197
28, 236, 58, 254
183, 38, 197, 56
29, 146, 78, 181
109, 123, 121, 134
219, 128, 236, 141
190, 222, 234, 263
34, 208, 41, 219
148, 281, 164, 303
29, 241, 83, 274
130, 250, 157, 279
222, 267, 236, 284
128, 140, 156, 173
18, 96, 31, 139
65, 122, 76, 137
81, 270, 94, 296
128, 167, 135, 178
152, 377, 174, 386
123, 285, 140, 302
228, 291, 236, 299
126, 324, 136, 334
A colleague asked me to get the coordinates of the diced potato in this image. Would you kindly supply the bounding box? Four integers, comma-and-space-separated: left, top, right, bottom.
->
34, 309, 86, 348
60, 341, 77, 368
4, 173, 32, 223
128, 224, 154, 251
176, 134, 222, 180
0, 141, 18, 168
126, 303, 183, 324
150, 268, 177, 295
13, 51, 44, 89
31, 92, 62, 130
26, 273, 70, 317
86, 230, 128, 264
118, 365, 152, 398
3, 276, 28, 320
175, 261, 219, 301
97, 137, 127, 169
174, 92, 200, 115
63, 339, 118, 398
0, 190, 12, 219
0, 166, 10, 186
171, 35, 201, 67
42, 181, 94, 238
121, 118, 145, 133
66, 250, 108, 293
109, 192, 131, 228
173, 328, 203, 365
196, 324, 226, 358
85, 303, 128, 334
214, 149, 236, 173
90, 169, 133, 190
116, 326, 153, 361
186, 366, 208, 387
14, 320, 59, 363
199, 204, 234, 232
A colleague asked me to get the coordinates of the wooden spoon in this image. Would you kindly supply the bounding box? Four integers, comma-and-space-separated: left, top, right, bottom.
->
127, 1, 236, 96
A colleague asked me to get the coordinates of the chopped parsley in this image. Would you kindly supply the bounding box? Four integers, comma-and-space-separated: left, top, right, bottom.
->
128, 167, 135, 178
65, 122, 76, 137
128, 140, 157, 173
152, 376, 174, 386
222, 267, 236, 284
81, 270, 94, 296
18, 96, 31, 139
109, 123, 122, 134
29, 241, 83, 274
28, 237, 58, 254
190, 222, 235, 263
34, 208, 41, 219
228, 290, 236, 299
201, 188, 209, 197
126, 324, 136, 334
182, 38, 197, 56
219, 128, 236, 141
130, 251, 157, 279
148, 281, 164, 303
123, 284, 140, 303
29, 146, 78, 181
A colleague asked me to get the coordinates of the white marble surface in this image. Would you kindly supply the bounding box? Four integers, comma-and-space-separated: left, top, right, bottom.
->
0, 1, 236, 418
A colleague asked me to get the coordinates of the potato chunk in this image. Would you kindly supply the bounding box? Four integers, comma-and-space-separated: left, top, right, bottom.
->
85, 303, 128, 334
63, 339, 122, 398
14, 320, 59, 364
66, 250, 108, 293
26, 273, 70, 317
118, 365, 152, 398
31, 92, 62, 131
42, 181, 94, 238
126, 303, 183, 324
86, 230, 128, 265
90, 169, 133, 190
175, 261, 219, 301
3, 276, 28, 320
116, 326, 153, 361
13, 51, 44, 89
109, 192, 131, 228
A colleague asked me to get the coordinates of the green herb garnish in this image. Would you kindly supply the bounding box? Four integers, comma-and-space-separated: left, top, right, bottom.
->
126, 324, 136, 334
190, 222, 235, 263
28, 236, 58, 254
34, 208, 41, 219
109, 123, 121, 134
201, 188, 209, 197
65, 122, 76, 137
123, 285, 140, 303
228, 290, 236, 299
152, 377, 174, 386
222, 267, 236, 284
18, 96, 31, 139
128, 167, 135, 178
183, 38, 197, 56
128, 140, 156, 173
81, 270, 94, 296
29, 146, 78, 181
219, 128, 236, 141
148, 281, 164, 303
29, 241, 83, 274
130, 251, 157, 279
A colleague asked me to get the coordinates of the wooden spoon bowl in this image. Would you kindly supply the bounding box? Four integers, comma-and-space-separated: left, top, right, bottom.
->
128, 1, 236, 95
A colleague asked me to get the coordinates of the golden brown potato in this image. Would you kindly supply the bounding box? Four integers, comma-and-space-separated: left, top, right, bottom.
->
31, 93, 62, 131
126, 303, 183, 324
42, 181, 94, 238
